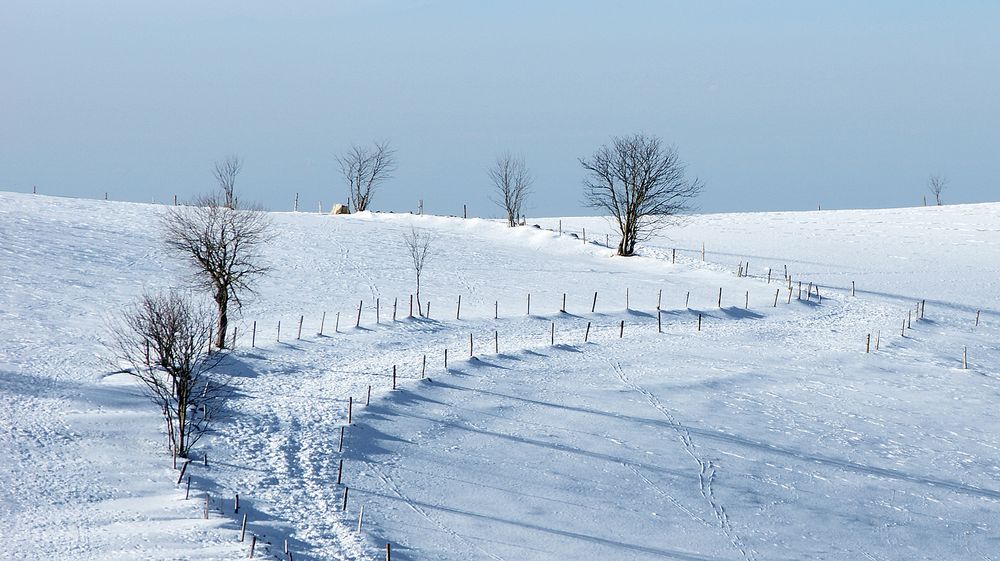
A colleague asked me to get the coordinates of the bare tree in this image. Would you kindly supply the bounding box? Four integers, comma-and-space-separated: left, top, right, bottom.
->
108, 290, 230, 459
337, 140, 397, 212
403, 227, 432, 317
164, 194, 272, 349
581, 133, 703, 256
213, 155, 242, 209
928, 174, 948, 206
489, 152, 533, 227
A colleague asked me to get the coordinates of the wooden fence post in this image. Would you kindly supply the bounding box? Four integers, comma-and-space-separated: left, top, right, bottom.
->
561, 293, 566, 313
348, 397, 352, 424
773, 289, 779, 307
356, 300, 362, 327
963, 346, 968, 369
657, 289, 662, 311
456, 295, 462, 320
697, 314, 702, 332
585, 321, 591, 342
767, 268, 771, 283
277, 321, 281, 342
494, 331, 498, 354
444, 348, 448, 369
409, 294, 413, 317
366, 385, 371, 405
240, 513, 247, 541
469, 334, 473, 357
495, 300, 498, 319
249, 535, 256, 558
297, 315, 304, 339
975, 310, 980, 327
376, 298, 380, 324
685, 291, 690, 308
392, 365, 396, 389
619, 320, 624, 338
592, 291, 598, 313
337, 459, 343, 484
422, 355, 427, 378
745, 291, 749, 309
393, 297, 398, 321
866, 334, 870, 353
657, 310, 662, 333
551, 322, 555, 345
335, 312, 340, 333
718, 287, 722, 307
320, 312, 326, 336
339, 426, 345, 452
527, 293, 531, 315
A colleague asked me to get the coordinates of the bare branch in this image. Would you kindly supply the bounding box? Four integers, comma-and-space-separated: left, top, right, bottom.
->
489, 152, 533, 227
163, 194, 272, 348
336, 140, 397, 212
107, 290, 232, 458
403, 227, 432, 316
928, 174, 948, 206
581, 133, 702, 256
212, 155, 242, 209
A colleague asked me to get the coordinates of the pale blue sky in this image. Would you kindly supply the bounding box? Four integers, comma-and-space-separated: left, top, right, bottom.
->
2, 1, 998, 216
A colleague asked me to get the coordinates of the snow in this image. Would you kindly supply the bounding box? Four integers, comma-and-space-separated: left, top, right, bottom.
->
1, 191, 998, 560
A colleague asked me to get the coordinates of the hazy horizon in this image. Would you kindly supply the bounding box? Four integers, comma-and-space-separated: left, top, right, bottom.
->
3, 1, 998, 216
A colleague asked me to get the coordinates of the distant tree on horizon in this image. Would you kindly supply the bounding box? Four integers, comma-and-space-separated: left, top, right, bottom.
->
928, 174, 948, 206
581, 133, 702, 256
212, 155, 242, 209
337, 140, 397, 212
489, 152, 532, 227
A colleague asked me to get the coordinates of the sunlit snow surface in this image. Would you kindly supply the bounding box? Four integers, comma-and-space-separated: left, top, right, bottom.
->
2, 192, 998, 560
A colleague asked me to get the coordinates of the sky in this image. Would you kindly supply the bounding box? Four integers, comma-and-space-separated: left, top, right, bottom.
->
2, 1, 998, 217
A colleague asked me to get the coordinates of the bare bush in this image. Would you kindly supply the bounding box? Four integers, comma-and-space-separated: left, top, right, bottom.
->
164, 194, 272, 349
213, 155, 242, 209
489, 152, 532, 227
928, 174, 948, 206
581, 133, 702, 256
403, 227, 432, 316
108, 291, 230, 458
337, 141, 397, 212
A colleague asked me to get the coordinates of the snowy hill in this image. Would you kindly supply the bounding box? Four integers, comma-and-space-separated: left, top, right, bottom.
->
1, 191, 998, 560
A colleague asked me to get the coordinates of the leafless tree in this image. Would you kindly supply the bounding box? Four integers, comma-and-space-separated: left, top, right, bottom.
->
403, 227, 432, 317
581, 133, 703, 256
337, 140, 397, 212
213, 155, 242, 209
489, 152, 533, 227
164, 194, 272, 349
108, 290, 231, 459
928, 174, 948, 206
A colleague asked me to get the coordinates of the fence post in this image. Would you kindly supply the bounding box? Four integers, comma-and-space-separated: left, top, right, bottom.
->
320, 312, 326, 336
251, 321, 256, 347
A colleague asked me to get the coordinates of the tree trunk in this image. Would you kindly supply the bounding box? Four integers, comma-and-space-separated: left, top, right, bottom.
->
215, 289, 228, 349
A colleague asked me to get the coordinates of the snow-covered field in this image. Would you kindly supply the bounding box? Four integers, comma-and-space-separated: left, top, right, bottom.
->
2, 191, 998, 560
